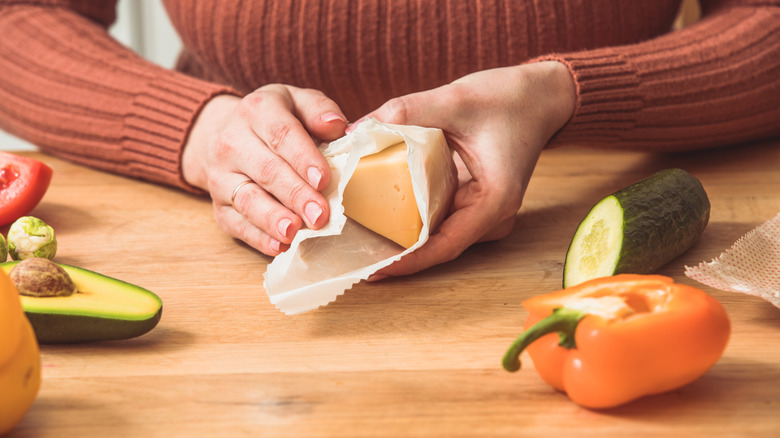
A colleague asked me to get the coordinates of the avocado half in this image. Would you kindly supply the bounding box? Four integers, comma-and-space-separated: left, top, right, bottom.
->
1, 261, 162, 344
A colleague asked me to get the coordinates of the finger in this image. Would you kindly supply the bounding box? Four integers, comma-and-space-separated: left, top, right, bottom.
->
240, 144, 329, 229
223, 176, 303, 245
215, 202, 290, 257
374, 201, 495, 278
480, 216, 516, 242
242, 86, 331, 192
373, 222, 470, 278
228, 88, 331, 228
361, 85, 463, 130
287, 86, 348, 141
209, 124, 329, 231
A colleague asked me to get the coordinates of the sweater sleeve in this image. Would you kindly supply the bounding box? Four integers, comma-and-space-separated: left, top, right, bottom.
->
0, 1, 239, 191
543, 1, 780, 151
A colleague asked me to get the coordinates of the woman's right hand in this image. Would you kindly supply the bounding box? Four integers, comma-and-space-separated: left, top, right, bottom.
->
181, 85, 348, 256
358, 61, 576, 278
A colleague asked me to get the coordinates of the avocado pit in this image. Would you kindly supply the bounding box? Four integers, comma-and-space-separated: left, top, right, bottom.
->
10, 257, 77, 298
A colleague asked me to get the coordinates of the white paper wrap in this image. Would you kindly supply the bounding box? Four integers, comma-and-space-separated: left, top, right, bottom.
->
263, 119, 457, 315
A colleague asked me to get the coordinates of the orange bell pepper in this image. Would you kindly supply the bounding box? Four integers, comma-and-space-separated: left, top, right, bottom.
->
502, 274, 730, 409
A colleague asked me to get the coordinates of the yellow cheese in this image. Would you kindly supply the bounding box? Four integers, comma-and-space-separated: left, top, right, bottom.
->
342, 142, 422, 248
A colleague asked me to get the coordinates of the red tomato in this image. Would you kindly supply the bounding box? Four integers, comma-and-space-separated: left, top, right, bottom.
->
0, 152, 53, 226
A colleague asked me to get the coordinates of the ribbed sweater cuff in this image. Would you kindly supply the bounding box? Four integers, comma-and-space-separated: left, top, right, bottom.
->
123, 73, 239, 193
534, 52, 643, 147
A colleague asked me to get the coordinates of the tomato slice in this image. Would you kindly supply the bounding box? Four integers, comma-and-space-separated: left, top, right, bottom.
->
0, 152, 53, 226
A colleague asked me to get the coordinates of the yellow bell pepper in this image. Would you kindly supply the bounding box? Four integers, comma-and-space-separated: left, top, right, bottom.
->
0, 267, 41, 434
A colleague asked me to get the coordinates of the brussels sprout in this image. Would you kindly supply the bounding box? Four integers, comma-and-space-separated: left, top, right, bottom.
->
0, 234, 7, 261
7, 216, 57, 260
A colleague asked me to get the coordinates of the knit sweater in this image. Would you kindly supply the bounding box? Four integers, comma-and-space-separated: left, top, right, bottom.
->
0, 0, 778, 191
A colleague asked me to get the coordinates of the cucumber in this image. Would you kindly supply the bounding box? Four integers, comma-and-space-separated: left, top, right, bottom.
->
563, 168, 710, 288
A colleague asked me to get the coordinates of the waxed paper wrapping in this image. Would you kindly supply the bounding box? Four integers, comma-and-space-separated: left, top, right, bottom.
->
263, 119, 457, 315
685, 211, 780, 308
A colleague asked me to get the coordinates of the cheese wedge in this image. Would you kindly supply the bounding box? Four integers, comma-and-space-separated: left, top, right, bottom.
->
342, 142, 422, 248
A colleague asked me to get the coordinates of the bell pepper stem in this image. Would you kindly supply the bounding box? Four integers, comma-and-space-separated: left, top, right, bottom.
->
502, 307, 586, 372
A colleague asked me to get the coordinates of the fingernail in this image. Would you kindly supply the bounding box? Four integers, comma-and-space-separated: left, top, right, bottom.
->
367, 274, 388, 282
277, 218, 292, 239
307, 166, 322, 188
304, 201, 323, 226
321, 112, 346, 124
269, 238, 281, 252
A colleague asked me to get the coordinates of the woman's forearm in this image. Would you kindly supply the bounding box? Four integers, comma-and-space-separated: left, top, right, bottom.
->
545, 5, 780, 150
0, 2, 237, 190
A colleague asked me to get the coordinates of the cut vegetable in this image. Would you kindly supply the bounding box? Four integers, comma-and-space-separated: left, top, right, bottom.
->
563, 168, 710, 288
1, 261, 162, 344
0, 152, 52, 226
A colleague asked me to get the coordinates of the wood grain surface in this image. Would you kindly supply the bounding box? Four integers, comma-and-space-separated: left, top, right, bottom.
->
3, 139, 779, 437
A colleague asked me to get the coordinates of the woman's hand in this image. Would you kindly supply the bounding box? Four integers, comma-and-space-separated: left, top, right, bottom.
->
360, 61, 576, 278
182, 84, 348, 256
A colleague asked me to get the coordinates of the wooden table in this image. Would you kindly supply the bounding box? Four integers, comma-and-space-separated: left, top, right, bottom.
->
5, 139, 779, 437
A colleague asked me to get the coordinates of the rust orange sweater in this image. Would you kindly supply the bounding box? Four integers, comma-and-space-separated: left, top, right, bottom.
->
0, 0, 778, 191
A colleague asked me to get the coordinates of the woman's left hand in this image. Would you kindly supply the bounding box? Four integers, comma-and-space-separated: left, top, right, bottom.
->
356, 61, 576, 278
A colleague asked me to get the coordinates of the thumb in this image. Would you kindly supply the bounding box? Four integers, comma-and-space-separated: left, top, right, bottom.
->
350, 86, 456, 132
287, 86, 348, 141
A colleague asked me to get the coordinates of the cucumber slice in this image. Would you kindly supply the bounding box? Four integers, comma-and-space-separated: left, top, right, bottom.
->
563, 168, 710, 288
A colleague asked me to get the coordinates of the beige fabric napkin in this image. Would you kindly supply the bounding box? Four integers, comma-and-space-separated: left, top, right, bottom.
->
685, 212, 780, 308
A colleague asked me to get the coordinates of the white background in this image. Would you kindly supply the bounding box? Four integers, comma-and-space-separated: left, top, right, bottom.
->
0, 0, 181, 151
